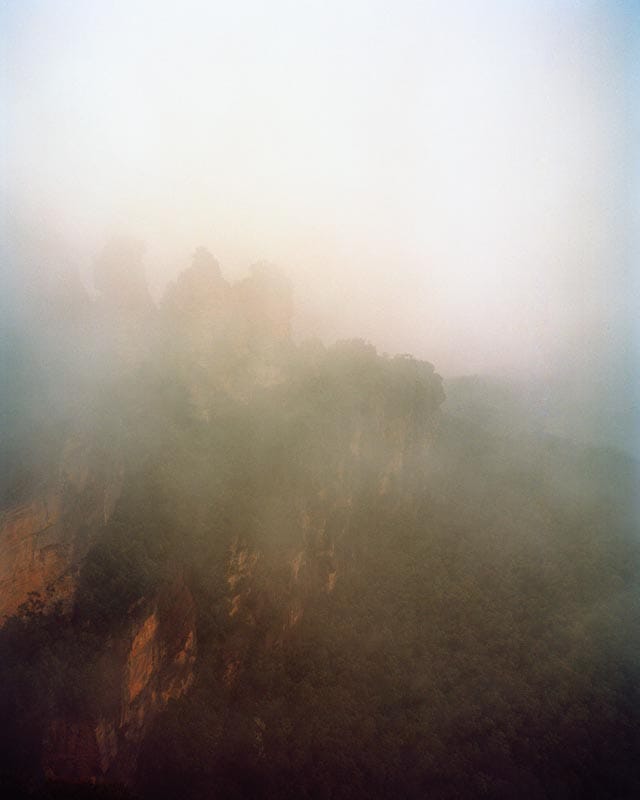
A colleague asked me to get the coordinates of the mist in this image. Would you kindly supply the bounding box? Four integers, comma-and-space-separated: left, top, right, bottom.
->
3, 1, 638, 393
1, 4, 640, 799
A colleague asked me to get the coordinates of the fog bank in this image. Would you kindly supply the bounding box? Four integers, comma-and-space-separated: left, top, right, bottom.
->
2, 1, 638, 448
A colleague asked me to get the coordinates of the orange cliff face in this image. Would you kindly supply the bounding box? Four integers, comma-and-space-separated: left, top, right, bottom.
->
1, 244, 446, 791
0, 244, 297, 786
0, 493, 67, 621
0, 433, 197, 786
0, 434, 124, 623
43, 575, 197, 784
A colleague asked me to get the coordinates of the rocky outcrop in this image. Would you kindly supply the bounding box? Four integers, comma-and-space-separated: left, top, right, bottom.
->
162, 251, 293, 412
0, 493, 66, 621
163, 251, 292, 352
42, 720, 118, 785
43, 574, 197, 783
0, 433, 123, 622
162, 247, 233, 347
218, 352, 443, 685
1, 243, 446, 792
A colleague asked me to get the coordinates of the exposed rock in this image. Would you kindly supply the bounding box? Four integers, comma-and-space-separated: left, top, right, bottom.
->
42, 574, 197, 783
161, 253, 294, 412
1, 244, 447, 791
0, 433, 123, 622
214, 358, 442, 685
43, 720, 116, 784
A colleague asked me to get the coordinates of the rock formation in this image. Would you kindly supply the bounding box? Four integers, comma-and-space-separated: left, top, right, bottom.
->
42, 575, 196, 784
0, 242, 444, 791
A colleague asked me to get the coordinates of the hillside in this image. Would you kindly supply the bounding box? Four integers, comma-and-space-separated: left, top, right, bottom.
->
0, 247, 638, 799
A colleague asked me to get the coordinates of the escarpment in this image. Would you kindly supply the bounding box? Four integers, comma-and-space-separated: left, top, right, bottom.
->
0, 244, 445, 790
42, 574, 196, 784
2, 242, 637, 800
0, 428, 124, 622
190, 341, 445, 697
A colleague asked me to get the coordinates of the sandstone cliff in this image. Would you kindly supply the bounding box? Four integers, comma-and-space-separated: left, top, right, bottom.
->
0, 247, 444, 791
42, 574, 196, 783
0, 431, 123, 622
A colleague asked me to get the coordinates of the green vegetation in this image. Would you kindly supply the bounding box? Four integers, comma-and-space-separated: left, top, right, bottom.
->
135, 410, 640, 800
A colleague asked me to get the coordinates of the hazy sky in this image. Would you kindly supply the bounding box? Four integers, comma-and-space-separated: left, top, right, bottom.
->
1, 0, 638, 378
